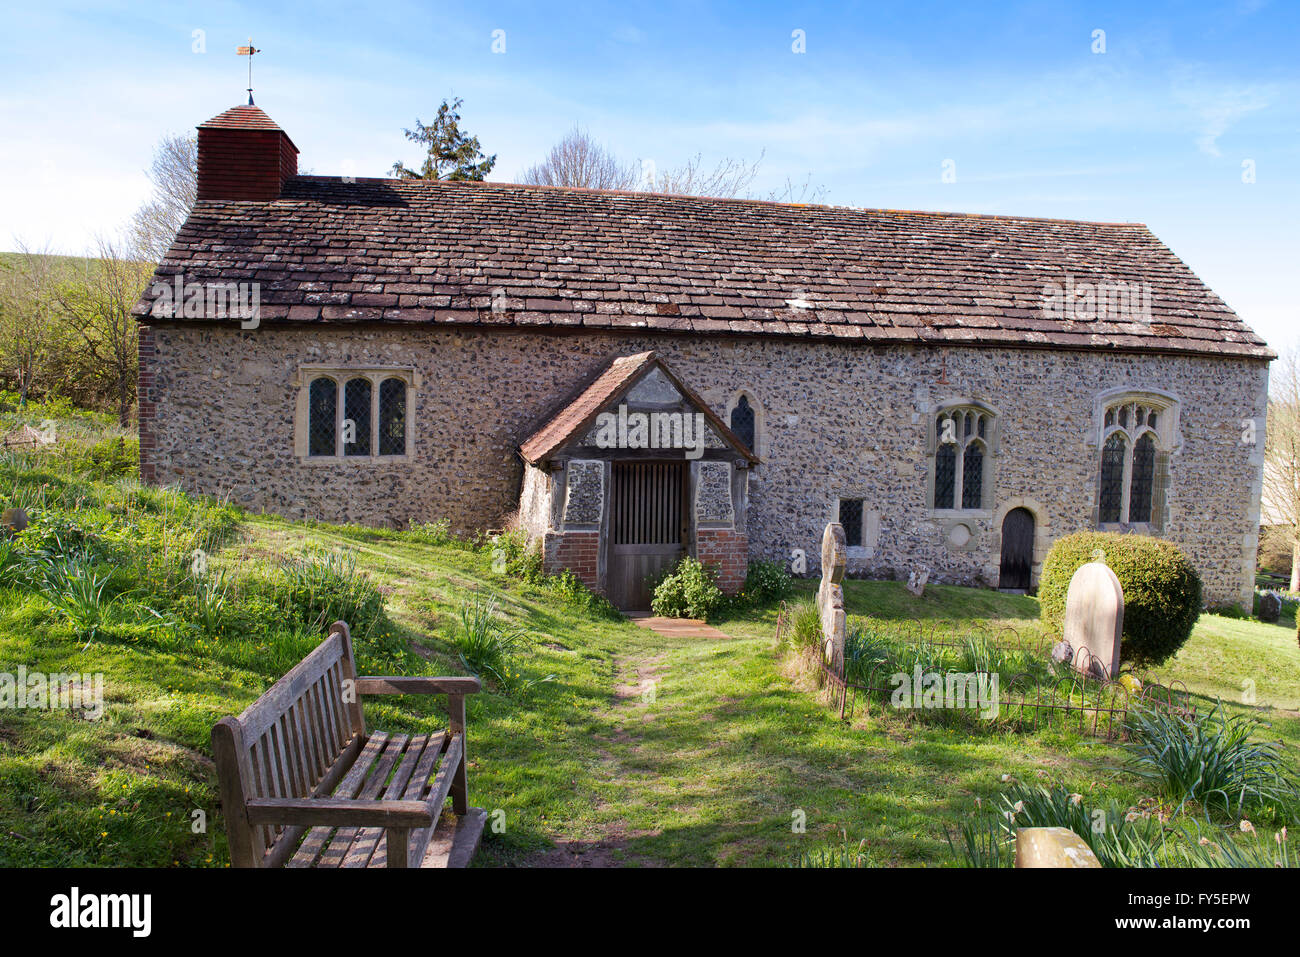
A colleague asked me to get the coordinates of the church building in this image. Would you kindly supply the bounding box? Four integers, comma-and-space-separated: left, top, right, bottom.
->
134, 104, 1272, 610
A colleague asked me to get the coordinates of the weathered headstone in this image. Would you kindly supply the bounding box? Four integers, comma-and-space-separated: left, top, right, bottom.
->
1014, 827, 1101, 868
1063, 553, 1124, 680
906, 566, 931, 597
1258, 591, 1282, 624
818, 523, 847, 673
1, 507, 28, 535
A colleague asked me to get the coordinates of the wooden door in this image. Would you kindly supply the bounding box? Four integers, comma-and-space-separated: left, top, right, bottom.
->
608, 462, 686, 611
999, 507, 1034, 591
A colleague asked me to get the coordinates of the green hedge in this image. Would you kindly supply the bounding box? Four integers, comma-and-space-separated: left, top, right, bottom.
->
1038, 532, 1202, 667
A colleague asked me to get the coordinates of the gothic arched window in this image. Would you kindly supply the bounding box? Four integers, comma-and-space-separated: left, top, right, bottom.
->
1099, 432, 1127, 523
932, 405, 995, 511
730, 394, 756, 452
1097, 396, 1171, 526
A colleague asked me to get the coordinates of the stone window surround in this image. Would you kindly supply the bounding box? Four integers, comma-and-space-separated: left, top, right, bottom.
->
1090, 387, 1180, 532
294, 365, 420, 464
925, 397, 1000, 519
833, 491, 879, 558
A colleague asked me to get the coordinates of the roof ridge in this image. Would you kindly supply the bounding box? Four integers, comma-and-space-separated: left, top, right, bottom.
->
286, 175, 1146, 228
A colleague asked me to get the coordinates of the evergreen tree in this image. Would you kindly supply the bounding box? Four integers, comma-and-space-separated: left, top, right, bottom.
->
391, 98, 496, 181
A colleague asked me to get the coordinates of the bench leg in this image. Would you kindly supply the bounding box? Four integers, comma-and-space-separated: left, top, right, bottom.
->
449, 694, 469, 815
387, 827, 411, 868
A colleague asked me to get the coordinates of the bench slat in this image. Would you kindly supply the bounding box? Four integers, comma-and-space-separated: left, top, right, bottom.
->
320, 734, 408, 868
287, 732, 389, 868
342, 735, 432, 868
403, 732, 456, 867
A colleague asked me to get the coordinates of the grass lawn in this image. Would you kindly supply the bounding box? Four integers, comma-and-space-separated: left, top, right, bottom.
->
1, 454, 1297, 866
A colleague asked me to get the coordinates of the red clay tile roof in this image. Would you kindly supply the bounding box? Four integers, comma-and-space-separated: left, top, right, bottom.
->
198, 104, 296, 142
519, 351, 760, 465
134, 175, 1272, 359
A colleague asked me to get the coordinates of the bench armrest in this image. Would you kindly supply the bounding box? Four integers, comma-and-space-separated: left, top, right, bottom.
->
355, 676, 482, 696
245, 797, 435, 828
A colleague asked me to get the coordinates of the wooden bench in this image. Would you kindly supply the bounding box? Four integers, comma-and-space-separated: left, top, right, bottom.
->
211, 620, 486, 868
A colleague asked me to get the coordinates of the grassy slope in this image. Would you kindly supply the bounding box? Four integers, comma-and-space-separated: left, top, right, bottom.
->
3, 491, 1297, 867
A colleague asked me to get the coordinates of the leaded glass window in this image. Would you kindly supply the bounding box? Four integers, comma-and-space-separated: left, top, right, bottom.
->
308, 378, 337, 457
730, 395, 755, 452
962, 442, 984, 510
1129, 433, 1155, 523
1098, 397, 1169, 525
933, 406, 992, 510
378, 377, 407, 456
839, 498, 864, 547
934, 444, 956, 510
343, 378, 372, 456
1099, 433, 1126, 523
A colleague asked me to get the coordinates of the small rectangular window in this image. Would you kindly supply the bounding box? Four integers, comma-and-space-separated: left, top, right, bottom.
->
839, 498, 864, 547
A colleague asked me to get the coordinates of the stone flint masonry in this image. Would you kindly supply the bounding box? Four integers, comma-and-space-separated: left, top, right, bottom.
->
133, 103, 1273, 612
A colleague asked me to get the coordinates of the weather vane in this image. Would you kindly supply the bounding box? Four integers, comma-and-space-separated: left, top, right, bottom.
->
236, 38, 260, 105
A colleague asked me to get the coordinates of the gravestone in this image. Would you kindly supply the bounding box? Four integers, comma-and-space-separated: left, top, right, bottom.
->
1063, 553, 1124, 680
906, 566, 930, 597
1, 507, 28, 535
1050, 640, 1073, 664
1258, 591, 1281, 624
818, 523, 847, 672
1015, 827, 1101, 868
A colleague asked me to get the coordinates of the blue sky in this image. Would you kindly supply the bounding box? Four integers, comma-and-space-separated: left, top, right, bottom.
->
1, 0, 1295, 347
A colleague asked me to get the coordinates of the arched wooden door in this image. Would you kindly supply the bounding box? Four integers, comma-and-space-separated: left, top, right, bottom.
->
999, 508, 1034, 591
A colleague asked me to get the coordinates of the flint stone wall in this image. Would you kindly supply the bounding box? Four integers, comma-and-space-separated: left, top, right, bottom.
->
142, 324, 1268, 606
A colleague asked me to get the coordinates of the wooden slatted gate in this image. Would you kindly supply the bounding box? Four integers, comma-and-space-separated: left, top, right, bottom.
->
607, 462, 686, 611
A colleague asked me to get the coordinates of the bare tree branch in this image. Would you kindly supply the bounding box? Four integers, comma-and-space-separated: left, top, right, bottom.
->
130, 134, 197, 264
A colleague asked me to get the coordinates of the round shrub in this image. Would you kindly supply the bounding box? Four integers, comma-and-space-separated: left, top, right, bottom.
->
741, 559, 795, 605
1038, 531, 1202, 667
651, 557, 723, 620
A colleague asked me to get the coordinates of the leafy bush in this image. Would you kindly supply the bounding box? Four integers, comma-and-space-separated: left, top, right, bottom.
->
651, 557, 723, 619
404, 518, 460, 547
1125, 701, 1298, 821
59, 436, 139, 480
1038, 531, 1202, 666
487, 528, 544, 583
545, 568, 621, 620
741, 560, 795, 605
